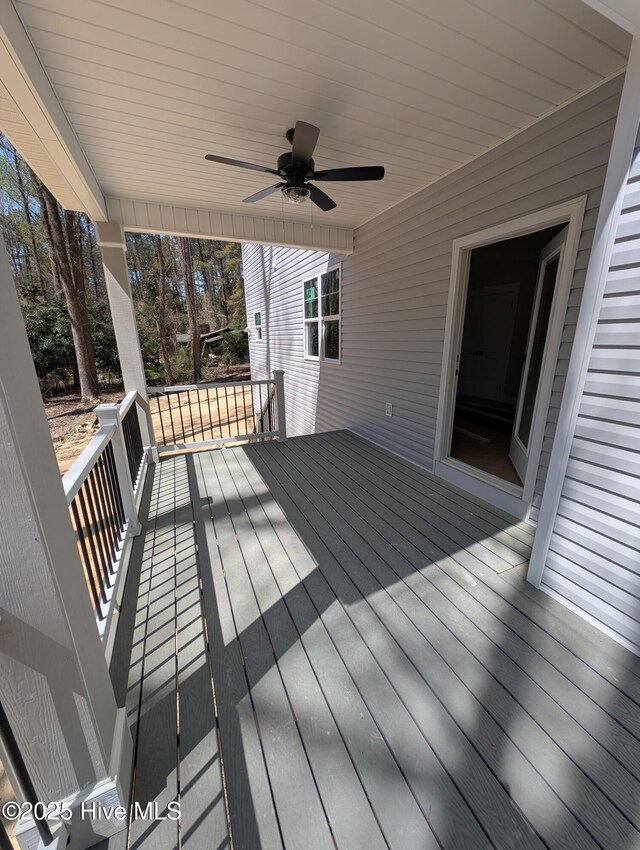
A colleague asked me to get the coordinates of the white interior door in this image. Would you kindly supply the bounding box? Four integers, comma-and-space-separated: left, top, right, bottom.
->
509, 227, 568, 483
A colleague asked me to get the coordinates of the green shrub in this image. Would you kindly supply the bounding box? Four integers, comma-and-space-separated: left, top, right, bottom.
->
171, 345, 194, 384
216, 331, 248, 366
23, 301, 76, 390
89, 299, 120, 378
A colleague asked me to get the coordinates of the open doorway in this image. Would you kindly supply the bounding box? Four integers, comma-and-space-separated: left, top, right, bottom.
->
434, 198, 586, 518
450, 224, 566, 486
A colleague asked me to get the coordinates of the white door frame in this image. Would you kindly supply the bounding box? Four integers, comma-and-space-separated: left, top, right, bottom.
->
432, 196, 587, 520
509, 227, 568, 481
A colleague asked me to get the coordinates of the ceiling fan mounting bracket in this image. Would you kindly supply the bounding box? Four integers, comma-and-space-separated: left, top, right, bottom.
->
277, 152, 314, 179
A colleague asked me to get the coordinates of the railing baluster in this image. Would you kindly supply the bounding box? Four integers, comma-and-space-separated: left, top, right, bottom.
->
187, 389, 195, 442
216, 387, 222, 439
85, 468, 111, 592
99, 448, 121, 560
145, 372, 286, 450
196, 386, 205, 442
155, 394, 167, 446
76, 486, 108, 607
177, 390, 186, 442
206, 387, 214, 440
167, 393, 177, 445
94, 452, 118, 564
106, 442, 125, 530
71, 498, 101, 612
63, 395, 145, 635
242, 383, 249, 431
234, 386, 239, 437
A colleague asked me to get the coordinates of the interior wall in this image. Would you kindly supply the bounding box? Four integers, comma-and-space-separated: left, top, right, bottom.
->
242, 74, 623, 518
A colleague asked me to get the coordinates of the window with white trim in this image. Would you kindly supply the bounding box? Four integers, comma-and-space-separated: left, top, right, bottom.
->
254, 311, 263, 341
303, 266, 341, 362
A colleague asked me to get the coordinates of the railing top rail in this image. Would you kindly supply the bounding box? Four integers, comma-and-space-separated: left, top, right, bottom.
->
118, 389, 139, 419
148, 378, 275, 394
62, 424, 116, 504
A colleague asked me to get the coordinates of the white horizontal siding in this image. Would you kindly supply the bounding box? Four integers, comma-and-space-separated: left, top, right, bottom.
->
541, 127, 640, 654
243, 243, 346, 438
243, 75, 621, 502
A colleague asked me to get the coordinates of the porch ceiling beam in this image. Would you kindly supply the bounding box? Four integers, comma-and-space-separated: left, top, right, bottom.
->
0, 0, 106, 219
580, 0, 640, 35
105, 197, 354, 254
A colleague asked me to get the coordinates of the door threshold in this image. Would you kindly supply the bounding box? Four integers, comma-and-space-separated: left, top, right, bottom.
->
435, 457, 530, 520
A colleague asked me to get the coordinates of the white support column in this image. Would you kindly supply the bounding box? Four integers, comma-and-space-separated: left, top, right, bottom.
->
95, 221, 155, 454
0, 234, 132, 849
273, 369, 287, 440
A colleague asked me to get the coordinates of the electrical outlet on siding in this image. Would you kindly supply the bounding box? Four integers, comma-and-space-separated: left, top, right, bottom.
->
385, 402, 393, 417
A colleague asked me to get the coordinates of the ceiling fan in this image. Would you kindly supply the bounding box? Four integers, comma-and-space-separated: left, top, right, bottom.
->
204, 121, 385, 211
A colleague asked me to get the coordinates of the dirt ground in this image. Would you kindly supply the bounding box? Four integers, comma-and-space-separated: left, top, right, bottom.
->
46, 388, 125, 475
149, 381, 270, 448
46, 364, 253, 475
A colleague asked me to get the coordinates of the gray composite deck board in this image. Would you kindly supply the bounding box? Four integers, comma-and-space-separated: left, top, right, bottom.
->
288, 438, 640, 785
211, 450, 392, 850
104, 457, 230, 850
334, 431, 640, 710
230, 446, 537, 850
107, 430, 640, 850
218, 448, 432, 850
196, 450, 336, 850
173, 458, 229, 849
254, 440, 602, 850
278, 438, 640, 843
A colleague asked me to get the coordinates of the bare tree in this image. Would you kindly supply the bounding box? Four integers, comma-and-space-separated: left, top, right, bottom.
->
33, 177, 62, 297
38, 179, 100, 401
178, 236, 202, 383
154, 234, 175, 385
12, 150, 48, 298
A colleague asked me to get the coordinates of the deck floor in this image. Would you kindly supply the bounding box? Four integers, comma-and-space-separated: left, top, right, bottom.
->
107, 431, 640, 850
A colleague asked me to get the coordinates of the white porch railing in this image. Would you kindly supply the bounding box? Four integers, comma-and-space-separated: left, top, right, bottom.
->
60, 373, 286, 655
148, 368, 286, 453
62, 390, 146, 655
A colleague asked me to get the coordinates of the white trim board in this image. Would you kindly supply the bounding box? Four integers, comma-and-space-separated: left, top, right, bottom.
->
433, 196, 587, 521
580, 0, 640, 35
104, 197, 354, 254
528, 35, 640, 587
0, 0, 106, 217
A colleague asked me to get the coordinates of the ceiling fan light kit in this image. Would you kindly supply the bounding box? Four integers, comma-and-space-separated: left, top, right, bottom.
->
204, 120, 385, 211
282, 185, 311, 204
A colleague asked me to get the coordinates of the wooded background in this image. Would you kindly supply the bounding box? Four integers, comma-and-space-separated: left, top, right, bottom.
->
0, 133, 247, 400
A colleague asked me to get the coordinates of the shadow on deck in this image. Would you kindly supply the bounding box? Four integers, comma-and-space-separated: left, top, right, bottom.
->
103, 430, 640, 850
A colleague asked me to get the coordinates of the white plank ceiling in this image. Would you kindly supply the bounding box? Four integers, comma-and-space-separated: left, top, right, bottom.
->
14, 0, 631, 229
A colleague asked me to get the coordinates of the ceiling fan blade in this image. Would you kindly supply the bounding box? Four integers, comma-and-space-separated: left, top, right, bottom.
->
205, 154, 279, 175
242, 183, 284, 203
313, 166, 385, 182
308, 183, 337, 211
291, 121, 320, 164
